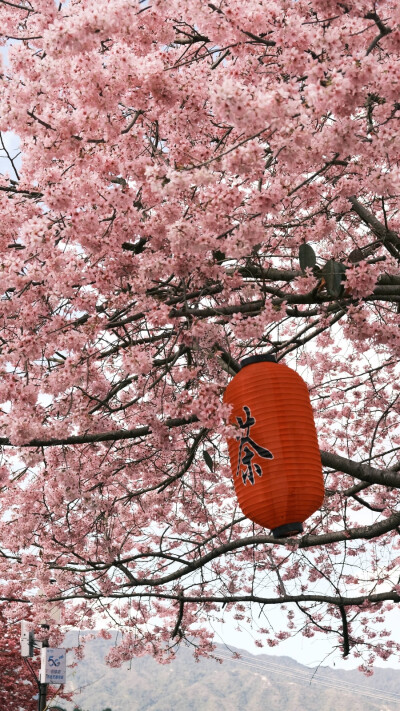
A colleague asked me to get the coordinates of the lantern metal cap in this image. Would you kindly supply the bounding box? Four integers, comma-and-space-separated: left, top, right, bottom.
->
240, 354, 277, 368
272, 522, 303, 539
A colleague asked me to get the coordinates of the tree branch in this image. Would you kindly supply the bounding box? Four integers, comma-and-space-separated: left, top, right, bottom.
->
349, 196, 400, 257
365, 12, 392, 55
43, 589, 400, 608
0, 418, 398, 489
103, 511, 400, 590
320, 450, 400, 488
339, 604, 350, 657
171, 593, 184, 638
0, 415, 199, 448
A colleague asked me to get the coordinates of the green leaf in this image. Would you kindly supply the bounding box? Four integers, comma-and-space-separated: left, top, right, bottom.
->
322, 259, 346, 297
203, 450, 214, 472
299, 243, 316, 271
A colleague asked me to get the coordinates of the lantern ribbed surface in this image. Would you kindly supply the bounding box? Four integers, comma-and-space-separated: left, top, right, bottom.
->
223, 357, 324, 537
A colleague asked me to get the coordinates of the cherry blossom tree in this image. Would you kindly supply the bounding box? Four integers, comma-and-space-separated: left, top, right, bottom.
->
0, 608, 72, 710
0, 607, 38, 711
0, 0, 400, 672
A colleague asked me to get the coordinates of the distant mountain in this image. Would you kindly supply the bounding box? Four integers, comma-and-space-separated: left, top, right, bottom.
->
57, 634, 400, 711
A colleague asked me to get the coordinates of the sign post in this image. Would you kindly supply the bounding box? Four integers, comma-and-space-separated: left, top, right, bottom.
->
20, 620, 66, 710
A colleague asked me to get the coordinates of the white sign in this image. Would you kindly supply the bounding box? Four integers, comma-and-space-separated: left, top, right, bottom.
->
39, 603, 62, 626
38, 587, 63, 625
20, 620, 32, 658
40, 647, 67, 684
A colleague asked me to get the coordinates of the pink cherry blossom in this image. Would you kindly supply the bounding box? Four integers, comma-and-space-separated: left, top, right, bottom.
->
0, 0, 399, 671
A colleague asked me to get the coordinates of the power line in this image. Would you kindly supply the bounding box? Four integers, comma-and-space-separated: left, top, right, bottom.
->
217, 652, 400, 705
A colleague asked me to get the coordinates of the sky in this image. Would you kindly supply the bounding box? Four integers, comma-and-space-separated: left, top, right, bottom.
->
211, 611, 398, 671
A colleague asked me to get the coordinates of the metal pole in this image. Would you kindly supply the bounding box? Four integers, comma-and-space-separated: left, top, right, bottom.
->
38, 681, 48, 711
38, 624, 49, 711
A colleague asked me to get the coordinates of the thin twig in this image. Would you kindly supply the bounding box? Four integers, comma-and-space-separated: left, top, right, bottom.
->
121, 109, 144, 135
0, 132, 20, 181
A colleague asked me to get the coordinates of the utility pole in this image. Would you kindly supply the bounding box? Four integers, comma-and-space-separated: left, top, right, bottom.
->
21, 620, 50, 711
38, 623, 49, 711
21, 617, 66, 709
38, 678, 47, 711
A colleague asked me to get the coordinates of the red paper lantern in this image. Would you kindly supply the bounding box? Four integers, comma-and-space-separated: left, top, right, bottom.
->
223, 355, 324, 538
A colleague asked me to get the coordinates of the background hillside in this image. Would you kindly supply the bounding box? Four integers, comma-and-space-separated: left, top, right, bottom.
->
53, 634, 400, 711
